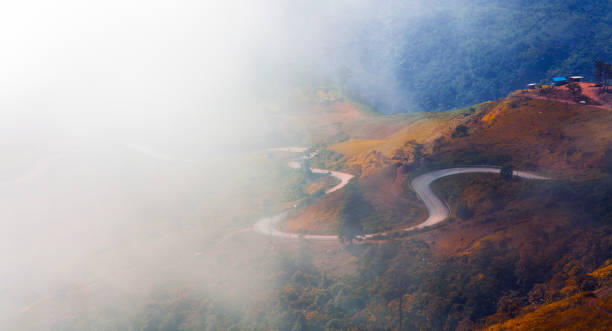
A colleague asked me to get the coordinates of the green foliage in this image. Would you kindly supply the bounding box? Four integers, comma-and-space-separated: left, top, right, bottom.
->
594, 60, 606, 83
392, 148, 410, 161
452, 124, 469, 138
594, 60, 612, 90
338, 184, 365, 244
500, 165, 514, 181
310, 148, 344, 169
283, 172, 310, 201
603, 148, 612, 174
456, 203, 474, 220
435, 151, 513, 168
412, 143, 424, 166
567, 82, 582, 96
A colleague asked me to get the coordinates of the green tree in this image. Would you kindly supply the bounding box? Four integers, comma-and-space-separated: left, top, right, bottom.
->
456, 204, 474, 220
392, 148, 410, 162
452, 124, 469, 138
603, 149, 612, 173
381, 263, 410, 330
301, 159, 312, 176
338, 186, 365, 245
500, 165, 514, 181
596, 60, 612, 91
594, 60, 606, 85
412, 143, 424, 166
606, 63, 612, 91
567, 82, 582, 96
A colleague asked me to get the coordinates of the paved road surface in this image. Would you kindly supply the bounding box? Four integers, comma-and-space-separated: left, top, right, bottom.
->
254, 148, 551, 240
405, 167, 550, 230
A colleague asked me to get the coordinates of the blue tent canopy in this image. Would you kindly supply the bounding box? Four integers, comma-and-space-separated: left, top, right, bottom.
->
553, 76, 568, 85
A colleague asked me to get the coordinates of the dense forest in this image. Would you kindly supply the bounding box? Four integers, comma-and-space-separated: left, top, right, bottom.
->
342, 0, 612, 112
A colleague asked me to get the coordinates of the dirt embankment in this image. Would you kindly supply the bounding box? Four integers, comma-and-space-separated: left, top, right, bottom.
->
518, 82, 612, 109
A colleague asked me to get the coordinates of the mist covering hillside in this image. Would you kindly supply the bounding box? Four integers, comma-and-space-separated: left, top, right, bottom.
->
1, 0, 612, 330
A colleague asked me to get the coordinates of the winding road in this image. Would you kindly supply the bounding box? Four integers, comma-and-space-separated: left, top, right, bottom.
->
254, 148, 551, 240
407, 167, 550, 230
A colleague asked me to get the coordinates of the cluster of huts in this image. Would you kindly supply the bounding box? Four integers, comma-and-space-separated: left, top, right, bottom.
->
527, 75, 583, 89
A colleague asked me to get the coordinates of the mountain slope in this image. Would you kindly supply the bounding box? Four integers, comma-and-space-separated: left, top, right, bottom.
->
265, 86, 612, 330
341, 0, 612, 112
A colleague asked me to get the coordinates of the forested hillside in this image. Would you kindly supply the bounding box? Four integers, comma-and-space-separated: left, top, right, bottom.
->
343, 0, 612, 112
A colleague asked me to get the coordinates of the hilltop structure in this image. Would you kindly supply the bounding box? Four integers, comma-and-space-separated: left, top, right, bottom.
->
553, 76, 568, 85
569, 75, 583, 82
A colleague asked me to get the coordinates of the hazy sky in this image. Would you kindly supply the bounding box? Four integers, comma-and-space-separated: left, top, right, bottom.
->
1, 1, 274, 145
0, 1, 423, 327
0, 0, 447, 154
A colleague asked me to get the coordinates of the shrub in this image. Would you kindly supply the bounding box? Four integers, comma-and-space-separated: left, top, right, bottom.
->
500, 165, 514, 181
452, 124, 469, 138
482, 217, 496, 224
523, 161, 538, 171
567, 82, 582, 96
456, 204, 474, 220
603, 149, 612, 173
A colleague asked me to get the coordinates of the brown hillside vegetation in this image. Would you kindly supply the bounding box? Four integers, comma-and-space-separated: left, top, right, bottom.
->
308, 87, 612, 181
328, 108, 475, 176
485, 292, 612, 331
283, 165, 426, 234
285, 89, 612, 236
425, 174, 573, 257
431, 96, 612, 180
483, 260, 612, 330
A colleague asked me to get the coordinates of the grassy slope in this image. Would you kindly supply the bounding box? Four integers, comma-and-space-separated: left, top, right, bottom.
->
329, 107, 477, 176
433, 96, 612, 179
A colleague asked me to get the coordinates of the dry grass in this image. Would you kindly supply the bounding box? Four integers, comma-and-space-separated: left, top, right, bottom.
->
329, 139, 388, 156
328, 110, 469, 176
436, 97, 612, 179
589, 260, 612, 283
485, 293, 612, 331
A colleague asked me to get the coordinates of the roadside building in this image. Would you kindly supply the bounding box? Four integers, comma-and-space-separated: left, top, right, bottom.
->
569, 76, 584, 82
